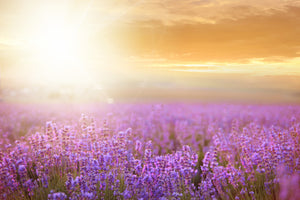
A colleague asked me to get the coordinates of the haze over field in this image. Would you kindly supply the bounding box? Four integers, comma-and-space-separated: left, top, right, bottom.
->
0, 0, 300, 102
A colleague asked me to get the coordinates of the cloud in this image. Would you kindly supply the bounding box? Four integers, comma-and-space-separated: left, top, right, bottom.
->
101, 0, 300, 24
112, 5, 300, 62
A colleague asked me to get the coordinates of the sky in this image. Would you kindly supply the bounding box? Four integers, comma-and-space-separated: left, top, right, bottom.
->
0, 0, 300, 102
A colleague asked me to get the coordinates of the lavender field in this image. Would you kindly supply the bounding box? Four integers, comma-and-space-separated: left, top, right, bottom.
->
1, 0, 300, 199
0, 103, 299, 200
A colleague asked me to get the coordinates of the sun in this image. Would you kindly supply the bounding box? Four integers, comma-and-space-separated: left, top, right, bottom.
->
37, 25, 77, 65
21, 2, 128, 88
31, 15, 82, 67
27, 13, 92, 86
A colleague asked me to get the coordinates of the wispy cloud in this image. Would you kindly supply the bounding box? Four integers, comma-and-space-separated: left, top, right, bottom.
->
95, 0, 300, 25
113, 5, 300, 63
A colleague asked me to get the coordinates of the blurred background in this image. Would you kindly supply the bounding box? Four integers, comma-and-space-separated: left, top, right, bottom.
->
0, 0, 300, 104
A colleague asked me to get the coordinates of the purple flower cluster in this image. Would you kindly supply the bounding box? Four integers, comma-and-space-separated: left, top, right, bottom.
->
0, 115, 199, 199
0, 103, 299, 199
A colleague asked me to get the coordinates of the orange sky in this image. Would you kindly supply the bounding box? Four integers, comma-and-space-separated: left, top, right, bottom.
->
0, 0, 300, 102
